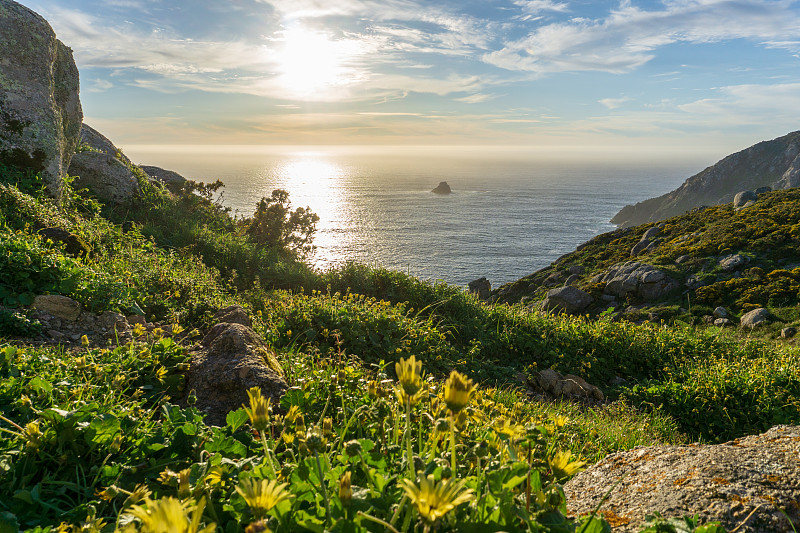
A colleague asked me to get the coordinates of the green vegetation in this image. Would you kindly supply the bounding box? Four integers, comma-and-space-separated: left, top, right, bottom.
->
1, 162, 797, 531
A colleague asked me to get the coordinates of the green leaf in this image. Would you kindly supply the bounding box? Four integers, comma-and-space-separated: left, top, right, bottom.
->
226, 409, 249, 432
578, 515, 612, 533
28, 376, 53, 395
87, 414, 121, 446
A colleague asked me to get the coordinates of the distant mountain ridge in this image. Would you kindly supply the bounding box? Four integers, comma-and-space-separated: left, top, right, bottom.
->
611, 130, 800, 228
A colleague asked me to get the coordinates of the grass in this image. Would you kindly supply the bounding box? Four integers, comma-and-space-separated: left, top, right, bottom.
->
0, 162, 795, 531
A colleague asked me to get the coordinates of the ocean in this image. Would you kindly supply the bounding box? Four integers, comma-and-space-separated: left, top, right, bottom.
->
124, 145, 706, 288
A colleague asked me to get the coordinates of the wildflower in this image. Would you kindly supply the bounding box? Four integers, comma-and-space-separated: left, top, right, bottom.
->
305, 425, 327, 453
204, 465, 234, 488
547, 450, 586, 481
178, 468, 192, 500
283, 405, 301, 425
395, 355, 423, 397
244, 520, 272, 533
132, 323, 146, 337
295, 414, 306, 434
344, 439, 362, 458
23, 421, 43, 450
155, 366, 168, 382
171, 324, 184, 335
75, 356, 88, 370
125, 496, 215, 533
338, 471, 352, 506
443, 370, 475, 414
152, 327, 164, 339
367, 380, 380, 399
96, 485, 120, 501
400, 474, 475, 524
80, 334, 89, 347
243, 387, 271, 433
235, 478, 292, 519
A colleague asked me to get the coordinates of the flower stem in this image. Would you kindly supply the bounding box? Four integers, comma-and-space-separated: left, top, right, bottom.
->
358, 511, 401, 533
314, 450, 332, 526
449, 413, 457, 474
405, 399, 415, 479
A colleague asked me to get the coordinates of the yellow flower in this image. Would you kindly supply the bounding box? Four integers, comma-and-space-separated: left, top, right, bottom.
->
125, 496, 216, 533
243, 387, 271, 433
80, 334, 89, 347
132, 323, 146, 337
443, 370, 475, 414
547, 450, 586, 481
395, 355, 423, 397
204, 465, 234, 488
75, 356, 88, 370
178, 468, 192, 500
338, 471, 352, 506
235, 478, 292, 519
155, 366, 168, 382
23, 421, 43, 450
400, 474, 475, 524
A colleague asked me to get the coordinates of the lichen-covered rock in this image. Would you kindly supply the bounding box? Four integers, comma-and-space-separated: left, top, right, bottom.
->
740, 307, 771, 328
0, 0, 82, 199
565, 425, 800, 533
599, 262, 679, 301
69, 151, 140, 203
733, 190, 758, 208
77, 123, 131, 165
719, 254, 749, 271
37, 227, 90, 256
541, 286, 593, 314
211, 305, 251, 328
186, 322, 287, 426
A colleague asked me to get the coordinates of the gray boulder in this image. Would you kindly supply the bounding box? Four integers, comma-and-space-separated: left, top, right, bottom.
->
140, 165, 188, 192
33, 294, 81, 321
781, 327, 797, 339
541, 286, 593, 314
69, 151, 140, 203
630, 239, 650, 257
211, 305, 252, 328
0, 0, 82, 199
77, 124, 131, 165
468, 277, 492, 300
565, 425, 800, 533
599, 262, 679, 301
733, 190, 758, 208
754, 186, 772, 195
713, 318, 731, 327
718, 254, 749, 272
532, 368, 603, 401
740, 308, 771, 328
713, 306, 729, 319
186, 322, 287, 426
568, 265, 585, 275
642, 226, 661, 240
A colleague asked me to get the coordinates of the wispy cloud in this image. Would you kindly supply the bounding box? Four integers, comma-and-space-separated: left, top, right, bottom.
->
485, 0, 800, 74
599, 96, 632, 109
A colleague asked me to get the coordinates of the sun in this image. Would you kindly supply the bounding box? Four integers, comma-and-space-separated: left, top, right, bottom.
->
275, 25, 363, 99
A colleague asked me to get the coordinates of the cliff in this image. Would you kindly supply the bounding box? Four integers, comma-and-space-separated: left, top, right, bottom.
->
611, 130, 800, 228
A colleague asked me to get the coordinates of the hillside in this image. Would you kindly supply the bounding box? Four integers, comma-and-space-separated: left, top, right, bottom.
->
495, 186, 800, 334
611, 130, 800, 228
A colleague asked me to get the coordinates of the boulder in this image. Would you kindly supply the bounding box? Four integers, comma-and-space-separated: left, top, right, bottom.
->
718, 254, 749, 272
468, 277, 492, 300
781, 327, 797, 339
733, 190, 758, 208
568, 265, 585, 275
431, 181, 451, 194
541, 286, 593, 314
642, 226, 661, 240
740, 308, 770, 328
186, 322, 287, 426
713, 318, 731, 327
211, 305, 252, 328
33, 294, 81, 321
77, 124, 131, 165
69, 151, 140, 203
713, 306, 729, 319
754, 186, 772, 195
629, 239, 650, 257
563, 274, 580, 287
140, 165, 188, 192
532, 369, 603, 401
599, 262, 679, 302
0, 0, 82, 199
565, 425, 800, 533
543, 271, 565, 287
37, 227, 90, 256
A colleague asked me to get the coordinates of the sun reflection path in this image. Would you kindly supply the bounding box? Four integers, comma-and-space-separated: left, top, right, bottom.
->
275, 154, 352, 269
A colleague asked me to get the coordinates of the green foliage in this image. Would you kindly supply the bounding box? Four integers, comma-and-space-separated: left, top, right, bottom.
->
0, 310, 41, 338
244, 189, 320, 258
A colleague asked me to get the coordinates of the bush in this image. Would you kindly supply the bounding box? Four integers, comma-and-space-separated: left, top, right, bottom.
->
243, 189, 319, 258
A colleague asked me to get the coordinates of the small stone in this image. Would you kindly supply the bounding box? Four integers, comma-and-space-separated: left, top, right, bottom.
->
714, 318, 731, 327
713, 306, 729, 319
740, 308, 771, 328
541, 286, 593, 314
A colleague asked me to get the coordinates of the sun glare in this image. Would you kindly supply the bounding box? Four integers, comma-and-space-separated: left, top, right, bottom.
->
275, 26, 363, 99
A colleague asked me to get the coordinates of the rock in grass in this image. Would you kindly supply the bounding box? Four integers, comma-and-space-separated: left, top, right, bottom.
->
781, 327, 797, 339
565, 425, 800, 533
713, 306, 729, 319
719, 254, 749, 272
541, 286, 593, 314
532, 368, 603, 401
0, 0, 82, 199
468, 277, 492, 300
211, 305, 251, 328
733, 190, 758, 208
186, 322, 286, 426
69, 151, 140, 203
33, 294, 81, 321
740, 308, 770, 328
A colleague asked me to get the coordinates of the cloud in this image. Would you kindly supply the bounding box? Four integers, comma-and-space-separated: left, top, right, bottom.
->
514, 0, 570, 15
456, 93, 494, 104
485, 0, 800, 74
599, 96, 632, 109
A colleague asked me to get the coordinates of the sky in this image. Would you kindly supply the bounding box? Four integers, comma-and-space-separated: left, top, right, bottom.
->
18, 0, 800, 156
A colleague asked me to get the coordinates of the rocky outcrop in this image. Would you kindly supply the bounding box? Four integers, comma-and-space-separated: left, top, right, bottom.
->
77, 124, 131, 165
0, 0, 83, 199
595, 262, 679, 301
69, 151, 140, 203
186, 320, 287, 426
541, 286, 593, 314
565, 425, 800, 533
431, 181, 451, 194
140, 165, 187, 192
611, 130, 800, 228
468, 277, 492, 300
